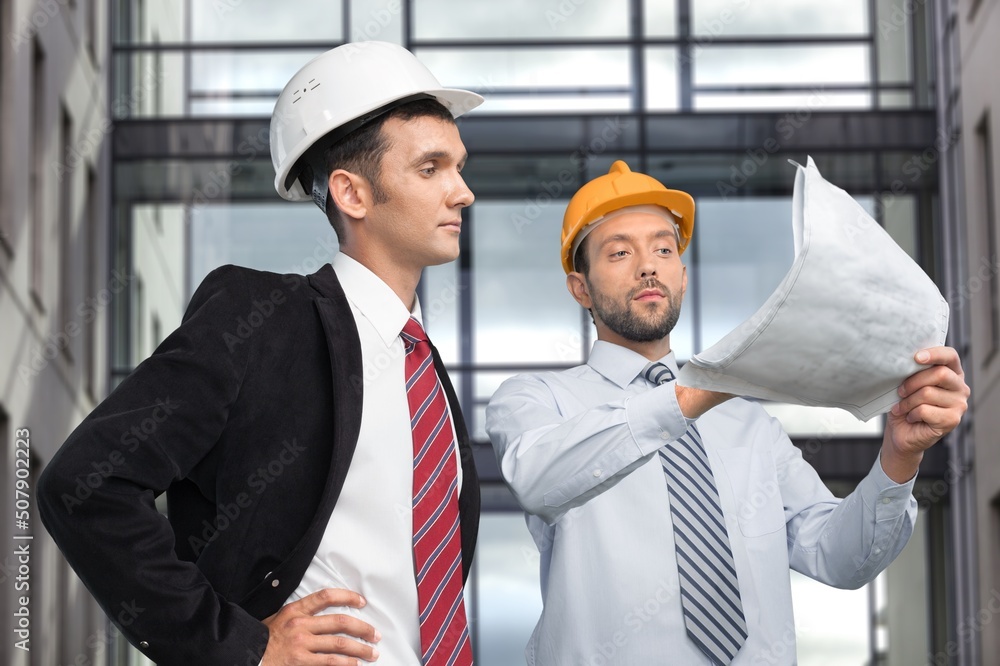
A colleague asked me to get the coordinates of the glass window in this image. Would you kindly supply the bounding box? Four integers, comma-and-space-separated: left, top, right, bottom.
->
190, 49, 326, 115
878, 90, 913, 109
881, 194, 918, 261
693, 198, 796, 350
413, 0, 630, 39
188, 203, 335, 289
115, 0, 186, 43
421, 260, 461, 365
644, 0, 678, 37
414, 47, 632, 114
791, 570, 870, 664
113, 52, 185, 118
694, 91, 871, 111
190, 0, 343, 43
691, 0, 868, 36
349, 0, 404, 44
694, 45, 871, 88
473, 513, 542, 666
115, 49, 326, 118
471, 201, 583, 365
645, 47, 681, 111
875, 0, 913, 85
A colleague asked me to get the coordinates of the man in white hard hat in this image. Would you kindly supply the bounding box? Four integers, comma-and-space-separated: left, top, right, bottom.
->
40, 42, 482, 666
486, 161, 969, 665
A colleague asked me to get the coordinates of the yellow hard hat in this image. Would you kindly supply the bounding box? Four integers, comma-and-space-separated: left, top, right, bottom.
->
561, 160, 695, 273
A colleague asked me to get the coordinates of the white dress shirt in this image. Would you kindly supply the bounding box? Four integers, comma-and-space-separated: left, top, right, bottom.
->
486, 340, 917, 665
284, 253, 461, 664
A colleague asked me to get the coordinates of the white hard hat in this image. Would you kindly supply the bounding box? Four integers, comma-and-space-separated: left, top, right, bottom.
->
270, 41, 483, 212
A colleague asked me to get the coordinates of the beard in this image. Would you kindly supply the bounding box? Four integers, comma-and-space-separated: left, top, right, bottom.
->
589, 278, 682, 343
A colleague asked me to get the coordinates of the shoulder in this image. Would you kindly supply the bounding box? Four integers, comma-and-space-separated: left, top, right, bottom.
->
495, 364, 595, 393
194, 264, 315, 296
187, 265, 318, 313
488, 364, 603, 412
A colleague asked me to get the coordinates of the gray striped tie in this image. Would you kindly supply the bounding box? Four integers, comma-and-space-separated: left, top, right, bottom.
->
644, 361, 748, 664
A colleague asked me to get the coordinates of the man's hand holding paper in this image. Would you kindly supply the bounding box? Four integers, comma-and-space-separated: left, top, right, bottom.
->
878, 346, 969, 482
678, 157, 969, 471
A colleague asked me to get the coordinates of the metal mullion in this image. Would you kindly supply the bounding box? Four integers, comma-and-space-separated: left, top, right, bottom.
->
410, 37, 635, 49
184, 0, 192, 116
408, 35, 875, 49
110, 37, 879, 54
404, 0, 413, 48
867, 0, 879, 109
630, 0, 648, 170
342, 0, 350, 43
693, 83, 892, 93
677, 0, 692, 111
110, 40, 345, 52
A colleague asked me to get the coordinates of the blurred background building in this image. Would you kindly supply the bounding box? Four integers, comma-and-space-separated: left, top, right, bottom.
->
0, 0, 997, 664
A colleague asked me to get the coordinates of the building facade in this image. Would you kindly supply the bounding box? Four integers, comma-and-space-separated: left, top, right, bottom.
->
955, 0, 1000, 663
0, 1, 115, 665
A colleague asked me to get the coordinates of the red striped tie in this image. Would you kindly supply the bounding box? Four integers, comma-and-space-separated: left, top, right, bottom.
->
401, 317, 473, 666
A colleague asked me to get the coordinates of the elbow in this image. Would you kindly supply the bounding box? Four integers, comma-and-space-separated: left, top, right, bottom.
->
36, 452, 84, 537
500, 463, 557, 524
511, 487, 555, 524
828, 575, 869, 591
37, 457, 68, 528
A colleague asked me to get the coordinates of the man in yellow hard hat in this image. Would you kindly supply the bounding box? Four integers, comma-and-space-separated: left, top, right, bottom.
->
486, 160, 969, 664
40, 42, 480, 666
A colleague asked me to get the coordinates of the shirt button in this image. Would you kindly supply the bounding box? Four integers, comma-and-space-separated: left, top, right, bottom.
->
139, 641, 149, 649
882, 497, 892, 504
271, 579, 280, 588
660, 432, 670, 440
874, 548, 882, 554
593, 469, 602, 478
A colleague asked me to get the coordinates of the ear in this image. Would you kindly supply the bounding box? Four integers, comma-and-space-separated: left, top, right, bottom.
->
566, 272, 593, 310
327, 169, 369, 222
680, 264, 688, 299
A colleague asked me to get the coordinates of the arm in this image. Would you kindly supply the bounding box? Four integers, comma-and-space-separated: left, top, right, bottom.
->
37, 266, 269, 665
784, 346, 968, 588
486, 373, 697, 524
37, 267, 377, 665
780, 428, 918, 589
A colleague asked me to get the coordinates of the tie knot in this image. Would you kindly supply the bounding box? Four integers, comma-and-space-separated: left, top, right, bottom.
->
401, 317, 428, 346
643, 362, 675, 385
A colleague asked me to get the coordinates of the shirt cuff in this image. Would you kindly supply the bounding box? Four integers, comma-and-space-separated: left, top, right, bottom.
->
624, 383, 690, 456
860, 456, 917, 520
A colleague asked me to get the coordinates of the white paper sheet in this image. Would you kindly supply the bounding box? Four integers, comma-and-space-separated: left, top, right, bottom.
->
677, 157, 949, 421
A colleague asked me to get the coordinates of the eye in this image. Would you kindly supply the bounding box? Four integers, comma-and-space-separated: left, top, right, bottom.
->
611, 250, 629, 258
656, 247, 673, 256
420, 166, 437, 176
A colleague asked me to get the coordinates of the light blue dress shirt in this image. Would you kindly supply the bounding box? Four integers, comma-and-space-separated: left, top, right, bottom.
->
486, 341, 918, 665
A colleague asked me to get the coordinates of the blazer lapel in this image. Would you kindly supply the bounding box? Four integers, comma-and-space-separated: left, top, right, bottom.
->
239, 264, 366, 617
308, 263, 365, 489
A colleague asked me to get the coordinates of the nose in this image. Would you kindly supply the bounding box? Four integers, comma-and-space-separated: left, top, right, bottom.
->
449, 171, 475, 209
637, 255, 657, 279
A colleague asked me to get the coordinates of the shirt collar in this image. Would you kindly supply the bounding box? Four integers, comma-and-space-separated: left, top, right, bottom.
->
587, 340, 681, 389
332, 252, 422, 347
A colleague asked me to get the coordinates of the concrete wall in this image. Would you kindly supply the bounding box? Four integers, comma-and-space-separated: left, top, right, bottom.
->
0, 1, 112, 664
959, 0, 1000, 662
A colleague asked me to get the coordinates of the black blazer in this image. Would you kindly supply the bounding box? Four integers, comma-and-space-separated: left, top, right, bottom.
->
37, 264, 480, 666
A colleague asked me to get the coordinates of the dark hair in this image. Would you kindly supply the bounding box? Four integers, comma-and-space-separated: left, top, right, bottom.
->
322, 98, 455, 239
573, 234, 591, 276
572, 235, 595, 323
